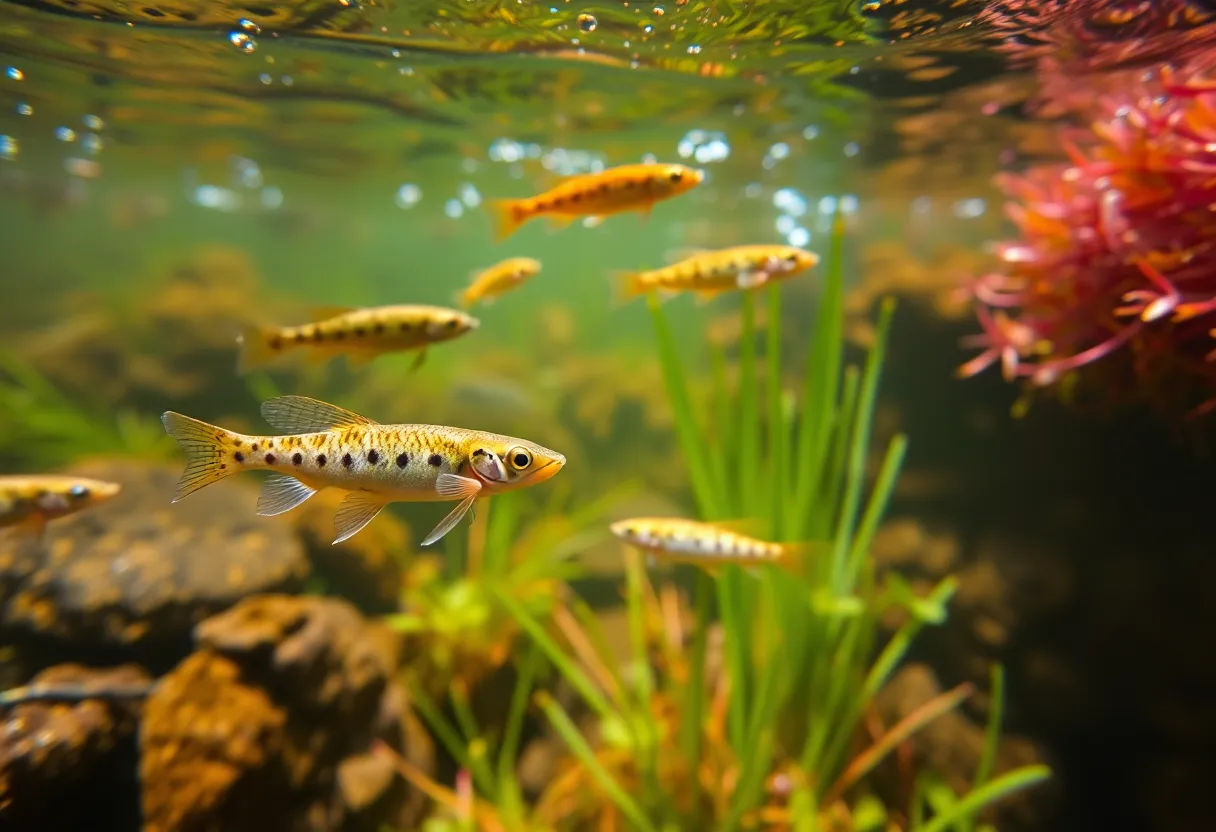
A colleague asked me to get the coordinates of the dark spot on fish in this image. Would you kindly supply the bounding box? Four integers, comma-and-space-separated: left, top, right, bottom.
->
342, 453, 353, 468
571, 192, 582, 203
234, 440, 243, 448
353, 327, 365, 337
373, 322, 384, 334
269, 336, 282, 350
251, 443, 259, 452
312, 329, 324, 342
334, 330, 346, 340
396, 452, 409, 468
219, 463, 227, 470
428, 453, 442, 467
623, 179, 635, 188
292, 452, 302, 466
264, 453, 276, 464
317, 454, 327, 467
234, 452, 245, 463
669, 170, 684, 183
400, 321, 413, 331
367, 449, 379, 464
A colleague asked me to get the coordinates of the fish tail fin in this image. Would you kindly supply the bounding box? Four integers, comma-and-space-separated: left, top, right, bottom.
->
779, 539, 823, 571
610, 270, 651, 306
160, 412, 243, 502
454, 287, 474, 310
236, 325, 280, 375
488, 198, 527, 242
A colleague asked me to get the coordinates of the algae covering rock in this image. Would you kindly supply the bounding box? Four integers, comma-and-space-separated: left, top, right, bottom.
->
0, 663, 150, 829
140, 594, 431, 832
0, 460, 311, 662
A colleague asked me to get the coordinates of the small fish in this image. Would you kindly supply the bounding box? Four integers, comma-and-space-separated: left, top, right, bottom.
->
609, 516, 804, 573
0, 475, 121, 536
487, 163, 703, 241
161, 395, 566, 547
614, 245, 819, 304
458, 257, 543, 308
237, 304, 479, 375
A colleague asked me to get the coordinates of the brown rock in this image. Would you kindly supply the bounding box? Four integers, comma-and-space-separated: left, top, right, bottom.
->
0, 460, 311, 662
140, 594, 431, 832
0, 663, 151, 828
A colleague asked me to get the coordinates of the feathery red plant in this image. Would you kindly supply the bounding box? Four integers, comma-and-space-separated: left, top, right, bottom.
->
957, 62, 1216, 413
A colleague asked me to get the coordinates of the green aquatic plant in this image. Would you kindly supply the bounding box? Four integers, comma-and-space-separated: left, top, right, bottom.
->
494, 212, 1050, 829
0, 349, 176, 470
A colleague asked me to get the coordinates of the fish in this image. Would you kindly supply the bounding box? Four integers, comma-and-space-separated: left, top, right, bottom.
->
0, 475, 122, 537
161, 395, 566, 547
613, 244, 820, 304
608, 516, 804, 574
487, 162, 703, 241
236, 304, 479, 375
458, 257, 543, 308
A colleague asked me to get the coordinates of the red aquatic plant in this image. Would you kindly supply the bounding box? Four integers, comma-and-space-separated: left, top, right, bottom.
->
957, 64, 1216, 414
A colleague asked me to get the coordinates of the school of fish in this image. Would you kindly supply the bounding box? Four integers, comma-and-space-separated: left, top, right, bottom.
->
6, 161, 817, 560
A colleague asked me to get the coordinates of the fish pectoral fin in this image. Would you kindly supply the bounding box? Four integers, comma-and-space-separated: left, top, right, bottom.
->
260, 395, 378, 433
736, 269, 770, 289
435, 473, 483, 500
332, 491, 388, 545
421, 493, 479, 547
310, 305, 356, 321
256, 473, 318, 517
410, 349, 428, 372
545, 214, 577, 232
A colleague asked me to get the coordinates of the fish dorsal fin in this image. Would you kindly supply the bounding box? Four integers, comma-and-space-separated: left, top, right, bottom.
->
261, 395, 378, 434
310, 305, 356, 322
708, 517, 764, 536
663, 247, 714, 265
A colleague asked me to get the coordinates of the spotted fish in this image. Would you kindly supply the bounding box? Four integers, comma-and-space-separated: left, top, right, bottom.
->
0, 475, 121, 536
458, 257, 543, 308
161, 395, 565, 547
614, 244, 819, 303
237, 304, 479, 375
609, 516, 805, 573
487, 163, 703, 241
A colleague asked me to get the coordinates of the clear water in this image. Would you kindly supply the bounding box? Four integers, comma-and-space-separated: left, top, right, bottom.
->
3, 2, 1215, 831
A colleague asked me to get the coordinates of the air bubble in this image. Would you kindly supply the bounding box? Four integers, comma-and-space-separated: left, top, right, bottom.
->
444, 198, 464, 219
228, 32, 257, 53
687, 44, 701, 54
642, 24, 653, 33
55, 126, 77, 142
653, 5, 664, 15
83, 114, 104, 130
237, 18, 262, 35
16, 103, 31, 116
5, 67, 23, 81
577, 13, 597, 32
0, 135, 17, 160
395, 183, 421, 208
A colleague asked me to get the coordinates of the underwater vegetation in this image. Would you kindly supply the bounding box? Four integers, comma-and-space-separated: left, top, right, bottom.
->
960, 2, 1216, 415
375, 217, 1049, 830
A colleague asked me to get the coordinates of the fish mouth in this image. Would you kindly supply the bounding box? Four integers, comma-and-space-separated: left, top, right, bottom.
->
529, 455, 566, 485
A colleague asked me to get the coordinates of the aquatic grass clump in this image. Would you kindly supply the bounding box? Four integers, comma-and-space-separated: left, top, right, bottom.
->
957, 65, 1216, 414
492, 213, 1049, 828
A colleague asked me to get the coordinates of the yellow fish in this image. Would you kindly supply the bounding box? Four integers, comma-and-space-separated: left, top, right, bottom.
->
609, 516, 804, 573
488, 162, 703, 241
614, 244, 820, 303
237, 304, 479, 375
161, 395, 566, 547
458, 257, 543, 308
0, 475, 121, 536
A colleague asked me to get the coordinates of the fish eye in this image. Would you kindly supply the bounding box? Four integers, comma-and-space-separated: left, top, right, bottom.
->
446, 318, 459, 329
508, 447, 533, 470
69, 484, 90, 499
785, 255, 799, 267
669, 170, 684, 183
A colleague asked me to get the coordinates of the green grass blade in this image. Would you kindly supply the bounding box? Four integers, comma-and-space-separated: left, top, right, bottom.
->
647, 295, 722, 517
497, 644, 540, 810
493, 588, 619, 724
738, 291, 761, 518
790, 209, 846, 539
766, 284, 787, 537
709, 338, 736, 511
535, 691, 658, 832
917, 766, 1052, 832
964, 664, 1007, 832
449, 681, 497, 795
678, 570, 712, 818
406, 679, 477, 782
844, 433, 908, 588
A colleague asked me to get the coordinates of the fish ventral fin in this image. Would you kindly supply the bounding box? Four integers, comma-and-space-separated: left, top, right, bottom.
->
310, 305, 356, 321
161, 412, 242, 502
421, 473, 484, 546
256, 474, 317, 516
333, 491, 388, 544
410, 349, 428, 372
260, 395, 378, 434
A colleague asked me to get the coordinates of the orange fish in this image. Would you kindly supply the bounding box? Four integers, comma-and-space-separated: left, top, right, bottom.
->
458, 257, 543, 308
487, 163, 703, 241
614, 244, 819, 304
